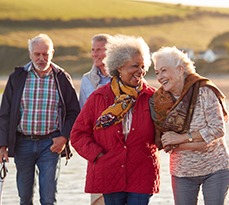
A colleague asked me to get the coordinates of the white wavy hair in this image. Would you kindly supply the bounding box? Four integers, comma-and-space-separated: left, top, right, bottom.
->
151, 46, 196, 75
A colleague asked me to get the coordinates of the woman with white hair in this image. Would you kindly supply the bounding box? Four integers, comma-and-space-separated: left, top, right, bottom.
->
150, 46, 229, 205
71, 34, 160, 205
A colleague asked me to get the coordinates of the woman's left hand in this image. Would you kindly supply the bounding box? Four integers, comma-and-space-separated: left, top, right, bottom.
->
161, 131, 184, 147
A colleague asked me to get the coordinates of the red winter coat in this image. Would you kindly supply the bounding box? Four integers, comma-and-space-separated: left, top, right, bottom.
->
70, 82, 160, 194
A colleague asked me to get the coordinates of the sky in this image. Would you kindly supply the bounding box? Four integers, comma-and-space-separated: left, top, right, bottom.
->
140, 0, 229, 8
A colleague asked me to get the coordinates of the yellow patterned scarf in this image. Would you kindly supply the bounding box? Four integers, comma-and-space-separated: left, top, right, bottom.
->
95, 76, 142, 129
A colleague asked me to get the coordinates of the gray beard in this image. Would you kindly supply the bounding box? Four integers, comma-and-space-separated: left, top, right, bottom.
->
33, 63, 50, 71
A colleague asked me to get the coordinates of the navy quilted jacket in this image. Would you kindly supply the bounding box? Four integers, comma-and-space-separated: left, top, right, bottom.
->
71, 81, 160, 194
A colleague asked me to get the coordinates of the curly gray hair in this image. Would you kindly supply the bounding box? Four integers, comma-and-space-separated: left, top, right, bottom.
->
103, 34, 152, 77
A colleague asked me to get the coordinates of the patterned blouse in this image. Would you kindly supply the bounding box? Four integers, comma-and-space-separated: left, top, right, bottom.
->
170, 86, 229, 177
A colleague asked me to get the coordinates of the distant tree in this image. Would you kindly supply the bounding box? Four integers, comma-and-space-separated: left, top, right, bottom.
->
208, 32, 229, 51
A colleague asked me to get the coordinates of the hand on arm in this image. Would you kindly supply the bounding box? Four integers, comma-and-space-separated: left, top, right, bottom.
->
161, 131, 204, 146
161, 131, 206, 152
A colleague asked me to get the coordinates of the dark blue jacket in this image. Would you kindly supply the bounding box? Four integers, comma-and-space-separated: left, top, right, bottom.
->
0, 62, 80, 157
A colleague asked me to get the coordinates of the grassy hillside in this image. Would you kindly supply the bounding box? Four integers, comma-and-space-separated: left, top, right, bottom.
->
0, 0, 229, 76
2, 0, 229, 20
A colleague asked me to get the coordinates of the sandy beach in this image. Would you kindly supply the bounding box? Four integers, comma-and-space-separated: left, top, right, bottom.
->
2, 136, 229, 205
1, 76, 229, 205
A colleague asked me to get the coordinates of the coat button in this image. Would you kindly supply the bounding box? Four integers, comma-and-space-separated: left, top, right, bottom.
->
121, 165, 124, 168
124, 146, 127, 149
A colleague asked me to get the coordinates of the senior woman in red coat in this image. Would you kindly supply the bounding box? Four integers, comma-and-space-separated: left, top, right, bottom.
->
70, 34, 160, 205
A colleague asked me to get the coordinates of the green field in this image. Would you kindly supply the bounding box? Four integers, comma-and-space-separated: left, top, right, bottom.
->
0, 0, 229, 76
2, 0, 226, 20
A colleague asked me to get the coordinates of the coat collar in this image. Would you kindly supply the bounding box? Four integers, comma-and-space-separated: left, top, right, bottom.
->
23, 61, 64, 74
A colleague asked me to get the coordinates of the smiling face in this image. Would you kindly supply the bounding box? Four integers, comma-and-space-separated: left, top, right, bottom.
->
154, 59, 185, 96
30, 40, 54, 71
118, 54, 146, 87
91, 40, 108, 74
